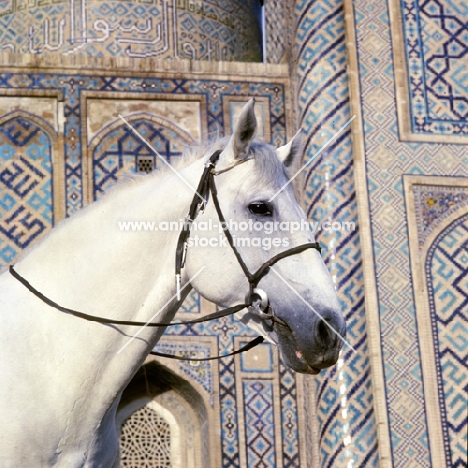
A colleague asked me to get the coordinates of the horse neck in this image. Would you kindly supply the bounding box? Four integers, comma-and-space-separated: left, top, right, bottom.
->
0, 158, 212, 457
13, 160, 209, 383
18, 162, 205, 315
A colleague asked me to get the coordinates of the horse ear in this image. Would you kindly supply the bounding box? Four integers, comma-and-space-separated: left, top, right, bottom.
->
277, 130, 305, 168
223, 99, 257, 162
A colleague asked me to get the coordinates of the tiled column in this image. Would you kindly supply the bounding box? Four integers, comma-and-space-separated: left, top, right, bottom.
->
293, 0, 379, 466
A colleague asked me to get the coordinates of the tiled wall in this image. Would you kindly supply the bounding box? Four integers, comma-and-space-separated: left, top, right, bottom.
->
1, 0, 467, 465
348, 0, 468, 465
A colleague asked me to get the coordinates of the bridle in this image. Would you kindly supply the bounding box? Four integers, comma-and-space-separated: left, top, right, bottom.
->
174, 149, 321, 328
9, 149, 321, 361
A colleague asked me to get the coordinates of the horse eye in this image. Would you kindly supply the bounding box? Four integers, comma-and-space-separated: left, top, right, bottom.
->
248, 202, 273, 216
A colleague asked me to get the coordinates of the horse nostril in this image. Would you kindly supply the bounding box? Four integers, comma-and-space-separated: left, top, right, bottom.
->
317, 319, 332, 344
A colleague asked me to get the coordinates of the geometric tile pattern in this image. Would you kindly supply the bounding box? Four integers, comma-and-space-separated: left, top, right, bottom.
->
178, 290, 203, 315
178, 0, 262, 61
152, 340, 215, 404
264, 0, 287, 63
278, 363, 301, 468
413, 184, 468, 248
92, 118, 191, 199
426, 215, 468, 468
243, 380, 276, 468
53, 74, 285, 216
0, 116, 54, 269
352, 0, 468, 464
399, 0, 468, 136
0, 0, 263, 61
119, 404, 172, 467
219, 352, 242, 468
294, 0, 379, 466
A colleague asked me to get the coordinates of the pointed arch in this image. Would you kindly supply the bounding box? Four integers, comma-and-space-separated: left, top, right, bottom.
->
116, 359, 211, 468
424, 213, 468, 467
87, 112, 196, 201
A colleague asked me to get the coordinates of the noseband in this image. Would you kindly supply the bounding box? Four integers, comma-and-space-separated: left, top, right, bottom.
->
9, 150, 321, 362
174, 149, 321, 328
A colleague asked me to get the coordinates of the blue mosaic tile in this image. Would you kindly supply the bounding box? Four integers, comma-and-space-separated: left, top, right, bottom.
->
400, 0, 468, 136
0, 116, 54, 268
426, 215, 468, 467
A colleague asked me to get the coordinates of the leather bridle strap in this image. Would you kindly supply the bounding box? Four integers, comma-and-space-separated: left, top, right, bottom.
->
150, 335, 264, 362
9, 263, 263, 361
208, 169, 322, 292
175, 149, 322, 298
208, 168, 253, 281
175, 150, 222, 291
9, 264, 249, 328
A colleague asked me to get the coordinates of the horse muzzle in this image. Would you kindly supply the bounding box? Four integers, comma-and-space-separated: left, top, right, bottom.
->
249, 291, 346, 375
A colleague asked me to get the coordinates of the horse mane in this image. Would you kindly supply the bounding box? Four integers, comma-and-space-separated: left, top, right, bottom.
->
104, 136, 288, 196
103, 136, 229, 195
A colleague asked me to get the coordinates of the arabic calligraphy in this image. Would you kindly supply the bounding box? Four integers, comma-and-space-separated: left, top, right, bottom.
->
1, 0, 261, 61
176, 0, 236, 30
16, 0, 171, 56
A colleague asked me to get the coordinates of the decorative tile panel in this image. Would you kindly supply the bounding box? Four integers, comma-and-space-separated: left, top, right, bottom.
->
243, 380, 276, 468
426, 215, 468, 468
278, 362, 301, 468
153, 339, 215, 402
178, 290, 202, 315
0, 116, 54, 268
92, 118, 192, 198
392, 0, 468, 142
264, 0, 287, 63
413, 184, 468, 249
349, 0, 468, 465
240, 342, 274, 373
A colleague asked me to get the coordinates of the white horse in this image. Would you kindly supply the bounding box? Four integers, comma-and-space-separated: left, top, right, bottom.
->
0, 100, 345, 467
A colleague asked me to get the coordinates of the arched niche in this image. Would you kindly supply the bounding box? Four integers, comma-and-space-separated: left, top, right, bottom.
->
116, 359, 210, 468
88, 112, 195, 201
424, 212, 468, 468
405, 176, 468, 467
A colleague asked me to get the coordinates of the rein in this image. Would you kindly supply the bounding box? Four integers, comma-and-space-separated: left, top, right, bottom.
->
9, 264, 256, 361
9, 149, 321, 362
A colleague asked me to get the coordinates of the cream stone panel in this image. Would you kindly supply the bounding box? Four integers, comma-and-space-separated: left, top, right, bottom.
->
86, 99, 203, 144
0, 96, 58, 130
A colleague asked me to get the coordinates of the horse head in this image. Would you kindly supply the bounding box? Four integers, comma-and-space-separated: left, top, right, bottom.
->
185, 99, 346, 374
